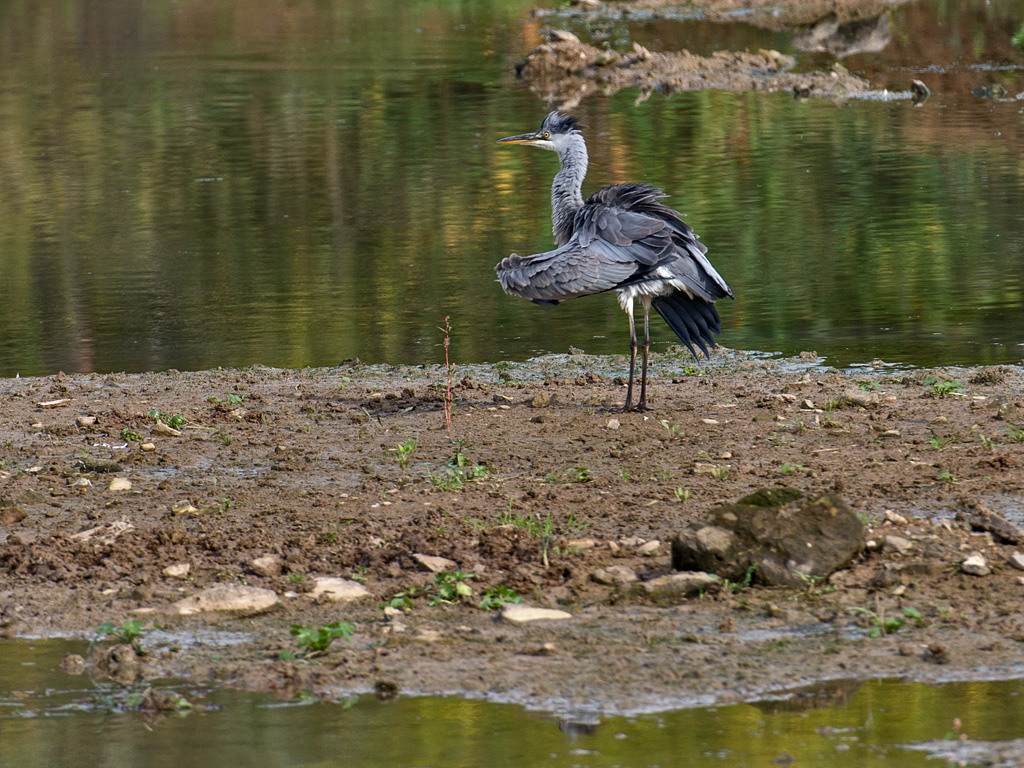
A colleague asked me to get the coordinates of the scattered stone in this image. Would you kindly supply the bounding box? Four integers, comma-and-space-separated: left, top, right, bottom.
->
1008, 553, 1024, 572
171, 500, 199, 516
412, 553, 458, 573
671, 488, 865, 587
163, 563, 191, 579
501, 604, 573, 623
250, 554, 284, 577
37, 398, 70, 408
530, 393, 552, 408
567, 538, 598, 550
692, 462, 720, 476
171, 584, 280, 616
883, 535, 913, 555
606, 418, 620, 430
868, 567, 900, 589
883, 510, 908, 525
70, 520, 134, 543
108, 477, 132, 491
923, 642, 949, 664
309, 577, 371, 602
626, 572, 719, 605
151, 421, 182, 437
590, 565, 638, 585
141, 443, 156, 452
801, 399, 814, 410
637, 540, 661, 555
77, 457, 122, 474
76, 415, 97, 427
838, 389, 879, 408
619, 536, 646, 547
966, 504, 1024, 545
0, 506, 27, 525
961, 553, 991, 577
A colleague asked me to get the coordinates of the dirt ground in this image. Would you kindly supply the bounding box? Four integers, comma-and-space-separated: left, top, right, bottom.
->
3, 350, 1024, 712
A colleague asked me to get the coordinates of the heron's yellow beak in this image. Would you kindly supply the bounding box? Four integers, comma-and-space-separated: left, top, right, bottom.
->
496, 132, 543, 145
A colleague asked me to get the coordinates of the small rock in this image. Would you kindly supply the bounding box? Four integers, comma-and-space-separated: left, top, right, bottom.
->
309, 577, 370, 602
163, 563, 191, 579
961, 553, 991, 576
619, 536, 646, 547
171, 500, 199, 516
501, 604, 573, 623
37, 398, 70, 408
250, 554, 284, 577
801, 399, 814, 410
151, 421, 182, 437
590, 565, 638, 585
701, 418, 719, 425
412, 553, 458, 573
883, 510, 908, 525
76, 415, 97, 427
883, 535, 913, 554
606, 418, 620, 430
692, 462, 719, 476
628, 572, 718, 605
566, 538, 598, 550
141, 443, 156, 452
637, 540, 661, 555
0, 506, 28, 525
530, 393, 552, 408
108, 478, 132, 492
1008, 553, 1024, 572
71, 477, 92, 488
171, 584, 280, 616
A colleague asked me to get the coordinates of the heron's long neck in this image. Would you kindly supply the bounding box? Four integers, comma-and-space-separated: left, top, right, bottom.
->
551, 135, 588, 246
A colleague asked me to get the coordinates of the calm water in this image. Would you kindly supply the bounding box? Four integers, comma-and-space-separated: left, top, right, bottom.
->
0, 0, 1022, 377
2, 640, 1024, 767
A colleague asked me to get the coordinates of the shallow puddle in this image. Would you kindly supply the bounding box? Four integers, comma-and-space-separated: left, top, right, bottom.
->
3, 640, 1023, 767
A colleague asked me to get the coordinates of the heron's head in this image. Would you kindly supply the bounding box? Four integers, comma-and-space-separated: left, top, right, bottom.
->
496, 111, 581, 152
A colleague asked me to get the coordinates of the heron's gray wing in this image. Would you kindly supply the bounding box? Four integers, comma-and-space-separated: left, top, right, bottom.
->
584, 184, 733, 302
494, 239, 639, 304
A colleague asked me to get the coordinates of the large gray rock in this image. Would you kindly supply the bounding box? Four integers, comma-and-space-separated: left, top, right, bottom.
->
671, 488, 865, 587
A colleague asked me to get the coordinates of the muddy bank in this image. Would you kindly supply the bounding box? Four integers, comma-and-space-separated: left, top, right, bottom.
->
536, 0, 909, 32
514, 30, 926, 109
2, 353, 1024, 712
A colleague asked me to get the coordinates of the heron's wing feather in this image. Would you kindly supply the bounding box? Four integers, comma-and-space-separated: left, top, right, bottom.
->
495, 240, 638, 303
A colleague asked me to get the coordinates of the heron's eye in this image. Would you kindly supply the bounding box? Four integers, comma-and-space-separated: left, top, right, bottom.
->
542, 131, 550, 139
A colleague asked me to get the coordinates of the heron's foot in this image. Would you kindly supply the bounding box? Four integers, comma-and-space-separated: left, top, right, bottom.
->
616, 402, 653, 413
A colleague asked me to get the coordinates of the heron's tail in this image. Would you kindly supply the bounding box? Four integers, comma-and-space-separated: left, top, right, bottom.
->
651, 293, 721, 360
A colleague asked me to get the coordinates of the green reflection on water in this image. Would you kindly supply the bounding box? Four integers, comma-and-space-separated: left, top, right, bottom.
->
2, 640, 1024, 767
0, 0, 1022, 376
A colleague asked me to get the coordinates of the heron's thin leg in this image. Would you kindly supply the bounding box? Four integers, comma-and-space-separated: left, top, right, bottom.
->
638, 297, 652, 410
623, 301, 637, 411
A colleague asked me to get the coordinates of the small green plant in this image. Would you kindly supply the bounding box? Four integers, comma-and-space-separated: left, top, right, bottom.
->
937, 471, 958, 485
147, 409, 186, 429
1013, 21, 1024, 48
723, 563, 758, 592
857, 381, 881, 391
779, 463, 805, 475
929, 436, 954, 451
979, 434, 995, 451
289, 622, 355, 656
1003, 426, 1024, 443
381, 585, 424, 611
391, 439, 417, 471
674, 487, 691, 502
479, 585, 522, 610
712, 465, 730, 481
569, 466, 593, 483
926, 378, 962, 398
287, 572, 305, 584
120, 426, 142, 442
430, 570, 475, 606
92, 619, 147, 655
658, 419, 681, 440
853, 606, 922, 638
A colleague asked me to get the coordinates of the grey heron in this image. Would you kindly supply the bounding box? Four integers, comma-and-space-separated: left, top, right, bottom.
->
494, 111, 733, 411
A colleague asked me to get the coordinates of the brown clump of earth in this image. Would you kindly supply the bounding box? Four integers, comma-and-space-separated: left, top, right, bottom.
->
2, 351, 1024, 711
515, 30, 870, 109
